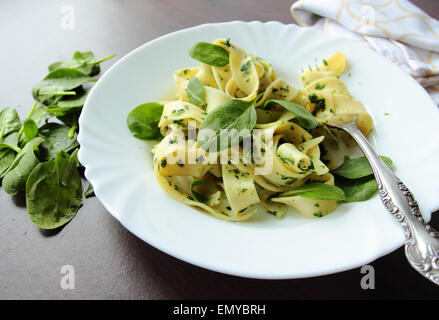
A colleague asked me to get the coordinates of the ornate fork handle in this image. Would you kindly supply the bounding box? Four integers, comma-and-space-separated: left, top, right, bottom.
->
339, 122, 439, 286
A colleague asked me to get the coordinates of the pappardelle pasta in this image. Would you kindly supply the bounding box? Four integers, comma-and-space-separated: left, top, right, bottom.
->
127, 39, 378, 222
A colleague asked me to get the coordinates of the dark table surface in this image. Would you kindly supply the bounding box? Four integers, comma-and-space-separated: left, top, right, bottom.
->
1, 0, 439, 300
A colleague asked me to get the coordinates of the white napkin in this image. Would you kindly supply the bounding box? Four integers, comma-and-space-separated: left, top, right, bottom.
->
291, 0, 439, 104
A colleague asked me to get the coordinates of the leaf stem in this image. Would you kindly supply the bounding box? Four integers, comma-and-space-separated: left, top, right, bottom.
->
68, 124, 77, 139
18, 102, 39, 143
87, 54, 116, 66
40, 91, 77, 96
47, 106, 81, 113
27, 102, 38, 118
11, 145, 22, 153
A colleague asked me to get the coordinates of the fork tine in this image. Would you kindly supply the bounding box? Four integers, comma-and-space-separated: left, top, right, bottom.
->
302, 63, 322, 73
325, 114, 358, 131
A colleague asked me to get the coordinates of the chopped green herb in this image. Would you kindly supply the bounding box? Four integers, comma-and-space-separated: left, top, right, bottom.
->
240, 60, 252, 75
313, 212, 323, 217
308, 94, 326, 115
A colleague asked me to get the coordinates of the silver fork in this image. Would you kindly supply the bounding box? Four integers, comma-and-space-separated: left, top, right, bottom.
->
328, 119, 439, 286
301, 64, 321, 73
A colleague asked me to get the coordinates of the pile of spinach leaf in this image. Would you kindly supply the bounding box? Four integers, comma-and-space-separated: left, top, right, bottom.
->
0, 51, 114, 229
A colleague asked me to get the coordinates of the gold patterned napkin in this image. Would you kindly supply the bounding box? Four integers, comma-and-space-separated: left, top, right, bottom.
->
291, 0, 439, 104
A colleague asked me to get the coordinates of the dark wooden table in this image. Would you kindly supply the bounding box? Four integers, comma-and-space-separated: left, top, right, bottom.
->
1, 0, 438, 300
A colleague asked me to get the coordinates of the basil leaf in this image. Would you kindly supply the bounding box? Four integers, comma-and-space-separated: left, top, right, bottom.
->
190, 179, 219, 203
198, 99, 256, 151
186, 76, 205, 106
38, 123, 79, 161
23, 119, 38, 142
264, 100, 318, 129
189, 42, 229, 67
127, 102, 163, 140
332, 155, 393, 179
26, 150, 83, 229
32, 68, 97, 106
335, 176, 378, 202
2, 137, 45, 195
0, 107, 21, 139
279, 182, 345, 201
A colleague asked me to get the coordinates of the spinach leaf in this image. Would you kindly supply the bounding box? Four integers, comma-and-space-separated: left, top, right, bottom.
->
26, 150, 83, 229
47, 100, 82, 138
0, 132, 20, 178
335, 176, 378, 202
0, 131, 22, 153
2, 137, 45, 195
55, 111, 80, 139
126, 103, 163, 140
198, 99, 256, 151
32, 68, 97, 106
1, 131, 19, 146
190, 179, 219, 203
49, 51, 115, 76
22, 119, 38, 142
279, 182, 345, 201
47, 105, 82, 119
0, 150, 15, 178
17, 103, 46, 144
29, 104, 48, 126
84, 183, 95, 198
0, 143, 21, 153
38, 123, 79, 161
189, 42, 229, 67
186, 76, 205, 106
47, 87, 89, 116
264, 100, 318, 129
332, 155, 392, 179
56, 88, 88, 108
0, 107, 21, 139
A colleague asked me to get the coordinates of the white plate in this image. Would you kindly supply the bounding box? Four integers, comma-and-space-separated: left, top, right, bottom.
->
78, 21, 439, 279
